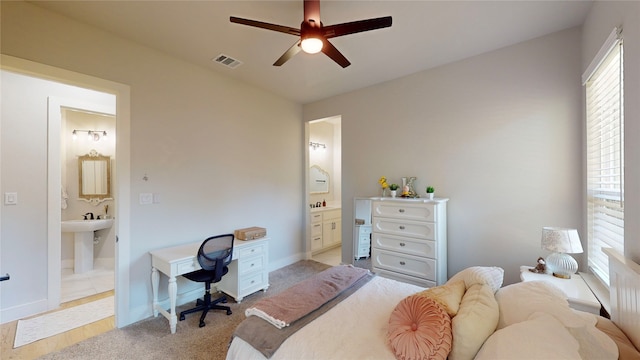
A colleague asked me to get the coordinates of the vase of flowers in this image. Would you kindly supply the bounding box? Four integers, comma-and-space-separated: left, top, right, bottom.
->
389, 183, 399, 197
378, 176, 389, 197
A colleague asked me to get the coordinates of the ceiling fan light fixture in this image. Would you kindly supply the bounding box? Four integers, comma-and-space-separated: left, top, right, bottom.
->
301, 37, 323, 54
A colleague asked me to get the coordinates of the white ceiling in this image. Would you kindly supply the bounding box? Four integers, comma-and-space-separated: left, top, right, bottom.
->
31, 0, 594, 104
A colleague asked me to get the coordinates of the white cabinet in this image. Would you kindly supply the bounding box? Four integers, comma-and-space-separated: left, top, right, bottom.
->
371, 198, 448, 287
310, 212, 323, 251
217, 238, 269, 303
354, 225, 372, 260
322, 209, 341, 248
309, 208, 341, 253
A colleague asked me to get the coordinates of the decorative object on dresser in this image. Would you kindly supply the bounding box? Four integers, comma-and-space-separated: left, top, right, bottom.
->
426, 186, 435, 200
541, 227, 583, 279
389, 183, 399, 198
401, 176, 418, 198
371, 197, 448, 287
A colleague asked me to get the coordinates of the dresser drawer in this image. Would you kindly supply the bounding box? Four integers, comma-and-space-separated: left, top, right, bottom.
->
311, 236, 323, 251
372, 249, 436, 281
238, 254, 265, 276
373, 201, 435, 222
238, 243, 266, 259
372, 233, 435, 258
323, 209, 341, 220
373, 217, 435, 240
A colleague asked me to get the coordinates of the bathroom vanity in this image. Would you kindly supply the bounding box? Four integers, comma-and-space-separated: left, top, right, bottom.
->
309, 207, 342, 253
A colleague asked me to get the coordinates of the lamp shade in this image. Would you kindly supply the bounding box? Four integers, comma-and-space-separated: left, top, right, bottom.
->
541, 227, 583, 254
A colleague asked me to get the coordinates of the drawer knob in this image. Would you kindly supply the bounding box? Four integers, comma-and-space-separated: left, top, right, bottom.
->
399, 242, 406, 247
399, 209, 405, 213
399, 261, 406, 266
399, 226, 405, 230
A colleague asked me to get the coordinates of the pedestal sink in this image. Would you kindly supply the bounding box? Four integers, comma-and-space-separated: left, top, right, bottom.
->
61, 219, 114, 274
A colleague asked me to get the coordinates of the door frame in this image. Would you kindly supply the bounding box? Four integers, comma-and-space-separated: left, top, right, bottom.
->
1, 55, 132, 327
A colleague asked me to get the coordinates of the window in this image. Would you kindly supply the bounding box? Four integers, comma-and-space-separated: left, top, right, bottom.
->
584, 28, 624, 286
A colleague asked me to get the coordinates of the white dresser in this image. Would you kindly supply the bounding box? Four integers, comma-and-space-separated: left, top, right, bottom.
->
371, 198, 448, 287
217, 237, 269, 303
354, 224, 372, 260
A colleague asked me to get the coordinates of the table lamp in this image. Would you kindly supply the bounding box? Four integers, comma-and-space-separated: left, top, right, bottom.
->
541, 227, 583, 279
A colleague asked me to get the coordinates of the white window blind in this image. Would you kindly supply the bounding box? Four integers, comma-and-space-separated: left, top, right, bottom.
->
585, 28, 623, 286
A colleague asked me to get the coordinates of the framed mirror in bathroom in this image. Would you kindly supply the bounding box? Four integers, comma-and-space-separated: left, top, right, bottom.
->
309, 165, 330, 194
78, 149, 112, 204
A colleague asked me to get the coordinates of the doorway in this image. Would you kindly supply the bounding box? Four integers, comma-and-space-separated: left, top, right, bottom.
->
1, 54, 131, 328
308, 116, 342, 265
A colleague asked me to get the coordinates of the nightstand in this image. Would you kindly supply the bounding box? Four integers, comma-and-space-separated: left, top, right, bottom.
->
519, 266, 601, 314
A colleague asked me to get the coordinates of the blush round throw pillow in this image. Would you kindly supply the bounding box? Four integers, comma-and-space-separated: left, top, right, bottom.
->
387, 295, 453, 360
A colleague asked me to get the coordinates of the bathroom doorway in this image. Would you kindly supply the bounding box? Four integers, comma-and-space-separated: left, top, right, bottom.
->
1, 55, 132, 328
60, 108, 116, 304
308, 116, 342, 265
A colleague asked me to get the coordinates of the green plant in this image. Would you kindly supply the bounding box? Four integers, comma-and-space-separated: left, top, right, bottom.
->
389, 183, 399, 191
426, 186, 435, 193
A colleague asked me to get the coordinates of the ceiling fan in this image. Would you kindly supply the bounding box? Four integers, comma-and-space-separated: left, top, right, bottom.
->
230, 0, 392, 68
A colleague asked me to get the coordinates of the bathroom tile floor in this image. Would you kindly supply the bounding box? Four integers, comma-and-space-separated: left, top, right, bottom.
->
61, 263, 114, 303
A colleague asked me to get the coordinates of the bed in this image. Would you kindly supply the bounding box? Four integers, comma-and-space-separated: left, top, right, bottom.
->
226, 248, 640, 360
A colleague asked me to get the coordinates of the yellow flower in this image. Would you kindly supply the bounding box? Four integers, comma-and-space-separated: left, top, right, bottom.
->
378, 176, 387, 188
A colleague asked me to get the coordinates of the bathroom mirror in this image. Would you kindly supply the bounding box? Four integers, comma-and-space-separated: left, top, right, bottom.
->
309, 165, 330, 194
78, 149, 112, 204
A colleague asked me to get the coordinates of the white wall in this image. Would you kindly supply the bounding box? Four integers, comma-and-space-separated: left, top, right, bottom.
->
304, 27, 584, 285
582, 1, 640, 263
1, 1, 302, 325
0, 70, 117, 321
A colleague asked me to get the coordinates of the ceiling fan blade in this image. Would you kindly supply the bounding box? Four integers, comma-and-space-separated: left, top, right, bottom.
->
274, 40, 303, 66
323, 16, 392, 39
321, 39, 351, 68
230, 16, 300, 36
304, 0, 321, 23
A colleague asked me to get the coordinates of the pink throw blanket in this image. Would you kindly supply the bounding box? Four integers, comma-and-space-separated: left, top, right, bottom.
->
245, 265, 369, 328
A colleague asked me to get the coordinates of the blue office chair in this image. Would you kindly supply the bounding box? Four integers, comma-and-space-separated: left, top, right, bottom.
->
179, 234, 234, 327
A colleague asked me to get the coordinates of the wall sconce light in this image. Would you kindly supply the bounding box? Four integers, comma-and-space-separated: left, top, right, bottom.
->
72, 129, 108, 142
309, 141, 326, 151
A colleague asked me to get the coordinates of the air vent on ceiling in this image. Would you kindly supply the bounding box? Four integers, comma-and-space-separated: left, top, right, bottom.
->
213, 54, 243, 69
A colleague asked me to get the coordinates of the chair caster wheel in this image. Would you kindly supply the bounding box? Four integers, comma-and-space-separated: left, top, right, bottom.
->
226, 309, 232, 315
199, 321, 206, 328
179, 314, 185, 321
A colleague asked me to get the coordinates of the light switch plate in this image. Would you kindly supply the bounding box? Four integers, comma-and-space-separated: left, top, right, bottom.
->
139, 193, 153, 205
4, 192, 17, 205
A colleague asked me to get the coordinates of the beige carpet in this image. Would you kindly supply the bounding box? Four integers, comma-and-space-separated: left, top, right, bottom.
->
39, 260, 331, 360
14, 296, 114, 348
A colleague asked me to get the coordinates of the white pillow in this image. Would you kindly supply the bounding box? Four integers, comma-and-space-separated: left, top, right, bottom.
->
447, 266, 504, 293
475, 312, 582, 360
495, 280, 585, 329
449, 284, 499, 360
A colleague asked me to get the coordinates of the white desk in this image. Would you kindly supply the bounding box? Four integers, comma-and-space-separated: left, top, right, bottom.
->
519, 266, 601, 314
150, 238, 269, 334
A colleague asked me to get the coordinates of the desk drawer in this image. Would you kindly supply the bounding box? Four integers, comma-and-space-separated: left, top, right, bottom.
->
239, 271, 268, 295
176, 259, 198, 275
238, 255, 265, 276
238, 243, 266, 259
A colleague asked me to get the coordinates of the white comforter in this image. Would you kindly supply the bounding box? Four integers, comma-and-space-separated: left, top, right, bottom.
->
226, 276, 424, 360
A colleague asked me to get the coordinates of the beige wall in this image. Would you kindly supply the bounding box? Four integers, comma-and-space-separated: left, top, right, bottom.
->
1, 1, 302, 325
304, 27, 584, 285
